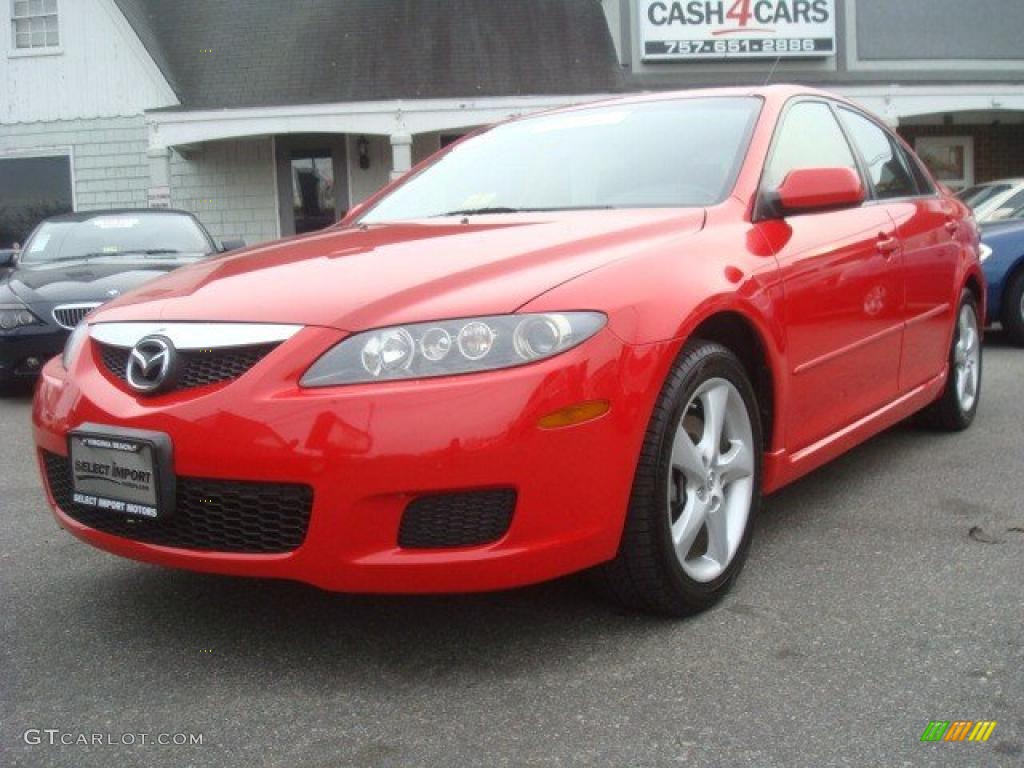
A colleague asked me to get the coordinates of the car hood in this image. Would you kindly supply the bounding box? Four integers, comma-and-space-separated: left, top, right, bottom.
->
5, 255, 207, 305
92, 210, 706, 330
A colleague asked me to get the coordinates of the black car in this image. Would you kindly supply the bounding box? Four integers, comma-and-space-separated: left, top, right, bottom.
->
0, 209, 237, 390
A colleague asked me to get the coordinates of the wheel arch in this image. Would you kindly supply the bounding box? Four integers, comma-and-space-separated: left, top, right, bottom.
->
998, 254, 1024, 322
964, 270, 985, 318
688, 310, 779, 455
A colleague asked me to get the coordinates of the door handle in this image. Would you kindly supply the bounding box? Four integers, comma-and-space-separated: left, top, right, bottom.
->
876, 233, 899, 257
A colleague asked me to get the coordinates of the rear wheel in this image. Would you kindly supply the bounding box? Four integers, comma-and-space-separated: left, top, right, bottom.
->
600, 340, 761, 616
917, 290, 982, 431
1002, 269, 1024, 347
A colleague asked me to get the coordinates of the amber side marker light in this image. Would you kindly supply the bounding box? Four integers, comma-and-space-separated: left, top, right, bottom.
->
538, 400, 611, 429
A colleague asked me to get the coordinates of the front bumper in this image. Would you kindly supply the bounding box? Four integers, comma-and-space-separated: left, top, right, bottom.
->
33, 325, 673, 592
0, 325, 67, 382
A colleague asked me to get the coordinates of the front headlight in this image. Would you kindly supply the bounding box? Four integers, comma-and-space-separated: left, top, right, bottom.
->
979, 243, 993, 263
0, 303, 40, 331
62, 322, 89, 370
301, 311, 607, 387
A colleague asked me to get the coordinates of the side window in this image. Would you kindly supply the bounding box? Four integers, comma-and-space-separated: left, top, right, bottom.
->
901, 146, 936, 196
763, 102, 858, 191
838, 109, 917, 199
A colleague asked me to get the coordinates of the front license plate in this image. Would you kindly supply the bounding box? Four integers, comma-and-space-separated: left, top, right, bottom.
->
68, 425, 174, 519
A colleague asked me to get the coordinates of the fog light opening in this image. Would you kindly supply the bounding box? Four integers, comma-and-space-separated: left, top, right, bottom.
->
538, 400, 611, 429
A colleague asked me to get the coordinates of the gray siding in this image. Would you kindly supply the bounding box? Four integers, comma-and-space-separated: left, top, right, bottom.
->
616, 0, 1024, 88
857, 0, 1024, 61
0, 116, 149, 210
169, 139, 279, 246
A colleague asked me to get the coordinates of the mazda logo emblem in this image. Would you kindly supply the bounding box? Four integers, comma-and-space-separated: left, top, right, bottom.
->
126, 335, 178, 394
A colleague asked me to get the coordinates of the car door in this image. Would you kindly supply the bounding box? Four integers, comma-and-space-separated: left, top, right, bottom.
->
836, 107, 959, 392
758, 100, 904, 452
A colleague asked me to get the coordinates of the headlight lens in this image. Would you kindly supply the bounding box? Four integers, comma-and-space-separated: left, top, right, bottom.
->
979, 243, 993, 263
301, 311, 607, 387
0, 304, 39, 331
62, 322, 89, 370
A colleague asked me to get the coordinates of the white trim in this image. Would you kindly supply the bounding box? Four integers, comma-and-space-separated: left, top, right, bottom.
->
269, 135, 282, 239
831, 84, 1024, 124
146, 87, 1024, 152
0, 144, 76, 210
96, 0, 178, 107
7, 45, 62, 57
344, 134, 354, 213
146, 94, 618, 149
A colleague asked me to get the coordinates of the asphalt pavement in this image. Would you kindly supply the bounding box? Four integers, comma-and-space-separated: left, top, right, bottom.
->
2, 335, 1022, 767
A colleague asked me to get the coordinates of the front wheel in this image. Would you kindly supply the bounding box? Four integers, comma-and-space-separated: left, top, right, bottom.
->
917, 290, 982, 431
600, 340, 762, 616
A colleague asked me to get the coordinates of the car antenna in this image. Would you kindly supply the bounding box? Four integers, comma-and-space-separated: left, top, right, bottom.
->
762, 54, 782, 86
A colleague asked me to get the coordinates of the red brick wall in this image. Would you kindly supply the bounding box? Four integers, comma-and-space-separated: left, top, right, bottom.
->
898, 124, 1024, 185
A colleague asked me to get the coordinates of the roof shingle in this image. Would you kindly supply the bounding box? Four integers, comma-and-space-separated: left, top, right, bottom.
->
113, 0, 625, 111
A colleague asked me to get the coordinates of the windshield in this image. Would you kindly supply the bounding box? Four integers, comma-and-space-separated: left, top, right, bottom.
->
360, 97, 762, 223
20, 213, 213, 264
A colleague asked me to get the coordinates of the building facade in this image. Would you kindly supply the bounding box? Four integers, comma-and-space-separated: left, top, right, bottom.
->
2, 0, 1024, 248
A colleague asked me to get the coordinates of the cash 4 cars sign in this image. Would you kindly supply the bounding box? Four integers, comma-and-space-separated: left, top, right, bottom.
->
640, 0, 836, 60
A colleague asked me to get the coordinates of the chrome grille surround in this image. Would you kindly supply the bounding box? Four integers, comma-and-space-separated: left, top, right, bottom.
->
52, 303, 102, 330
89, 322, 304, 350
89, 322, 305, 394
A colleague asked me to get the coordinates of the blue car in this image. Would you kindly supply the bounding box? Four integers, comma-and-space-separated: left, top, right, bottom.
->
981, 219, 1024, 345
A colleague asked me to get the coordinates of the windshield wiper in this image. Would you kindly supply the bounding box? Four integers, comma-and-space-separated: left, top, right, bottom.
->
116, 249, 183, 257
430, 205, 615, 218
431, 207, 527, 217
39, 249, 184, 263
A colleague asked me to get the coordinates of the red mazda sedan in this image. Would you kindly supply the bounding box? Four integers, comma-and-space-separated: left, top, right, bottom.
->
33, 86, 984, 615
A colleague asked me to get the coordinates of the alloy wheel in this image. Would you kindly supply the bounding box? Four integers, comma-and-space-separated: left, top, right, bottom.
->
954, 304, 980, 413
667, 378, 755, 583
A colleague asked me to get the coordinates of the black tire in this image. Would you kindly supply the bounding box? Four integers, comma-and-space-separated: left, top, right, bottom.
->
1002, 269, 1024, 347
916, 290, 982, 431
599, 340, 762, 617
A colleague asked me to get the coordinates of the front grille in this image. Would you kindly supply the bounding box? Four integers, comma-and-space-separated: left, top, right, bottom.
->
97, 343, 278, 391
42, 451, 312, 554
398, 489, 516, 549
53, 303, 101, 330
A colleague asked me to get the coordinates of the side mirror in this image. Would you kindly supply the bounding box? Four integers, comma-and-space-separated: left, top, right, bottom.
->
219, 238, 246, 252
772, 167, 865, 216
0, 250, 16, 268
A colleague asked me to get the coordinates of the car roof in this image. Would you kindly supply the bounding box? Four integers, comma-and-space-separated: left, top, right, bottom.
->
550, 84, 850, 112
43, 208, 198, 223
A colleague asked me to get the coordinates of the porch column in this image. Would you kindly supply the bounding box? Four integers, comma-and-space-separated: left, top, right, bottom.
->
389, 132, 412, 181
146, 146, 172, 208
881, 101, 900, 129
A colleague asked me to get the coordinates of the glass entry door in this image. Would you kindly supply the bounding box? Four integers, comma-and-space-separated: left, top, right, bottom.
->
290, 151, 335, 234
274, 135, 348, 237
